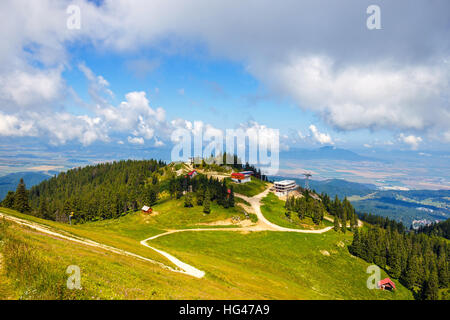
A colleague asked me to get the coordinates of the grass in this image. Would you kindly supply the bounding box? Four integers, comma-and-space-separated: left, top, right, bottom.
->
261, 193, 333, 230
151, 230, 413, 300
0, 220, 257, 299
0, 195, 414, 300
228, 177, 268, 197
0, 198, 248, 267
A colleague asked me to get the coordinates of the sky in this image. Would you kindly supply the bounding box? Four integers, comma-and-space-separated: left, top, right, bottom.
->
1, 0, 450, 158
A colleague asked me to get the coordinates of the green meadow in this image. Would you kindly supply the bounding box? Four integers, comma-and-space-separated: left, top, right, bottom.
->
228, 177, 268, 197
0, 190, 414, 300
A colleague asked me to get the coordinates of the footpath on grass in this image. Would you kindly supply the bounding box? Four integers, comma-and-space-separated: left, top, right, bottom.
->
140, 186, 338, 278
1, 186, 353, 279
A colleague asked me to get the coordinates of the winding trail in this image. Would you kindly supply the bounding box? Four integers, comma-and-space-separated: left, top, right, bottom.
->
140, 186, 338, 278
235, 187, 334, 234
0, 211, 194, 277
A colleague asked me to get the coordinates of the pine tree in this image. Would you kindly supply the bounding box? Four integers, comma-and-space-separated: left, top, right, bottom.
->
387, 236, 402, 279
334, 215, 340, 232
403, 254, 420, 289
350, 211, 358, 231
228, 186, 235, 208
349, 229, 363, 256
422, 266, 439, 300
13, 178, 30, 213
341, 209, 347, 233
184, 192, 193, 208
2, 191, 15, 208
38, 197, 49, 219
203, 189, 211, 214
145, 186, 158, 206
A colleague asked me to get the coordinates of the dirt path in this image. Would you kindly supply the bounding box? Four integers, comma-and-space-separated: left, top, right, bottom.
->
140, 186, 341, 278
1, 186, 361, 280
0, 212, 198, 278
235, 188, 335, 233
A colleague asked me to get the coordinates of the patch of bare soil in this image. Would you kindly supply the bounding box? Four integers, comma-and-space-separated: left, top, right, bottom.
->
320, 250, 331, 256
197, 218, 235, 226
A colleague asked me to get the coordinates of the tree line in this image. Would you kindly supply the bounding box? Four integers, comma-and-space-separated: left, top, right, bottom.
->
358, 212, 406, 233
285, 189, 325, 225
320, 193, 359, 232
168, 174, 234, 213
416, 219, 450, 240
192, 152, 268, 181
1, 160, 166, 223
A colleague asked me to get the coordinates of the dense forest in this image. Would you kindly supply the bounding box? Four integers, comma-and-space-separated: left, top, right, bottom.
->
350, 219, 449, 300
357, 212, 406, 233
416, 219, 450, 240
192, 152, 269, 181
168, 174, 235, 212
320, 193, 359, 231
285, 190, 326, 225
0, 159, 237, 222
1, 160, 166, 223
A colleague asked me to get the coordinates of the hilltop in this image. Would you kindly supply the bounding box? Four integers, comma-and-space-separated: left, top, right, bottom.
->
1, 158, 443, 300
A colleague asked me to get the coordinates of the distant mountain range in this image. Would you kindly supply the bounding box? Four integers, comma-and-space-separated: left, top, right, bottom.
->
0, 172, 51, 200
281, 146, 383, 162
270, 176, 377, 198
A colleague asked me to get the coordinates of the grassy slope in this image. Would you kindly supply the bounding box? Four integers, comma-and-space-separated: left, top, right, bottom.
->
0, 222, 257, 299
0, 199, 247, 265
1, 196, 413, 299
229, 177, 268, 197
151, 230, 413, 300
261, 193, 333, 230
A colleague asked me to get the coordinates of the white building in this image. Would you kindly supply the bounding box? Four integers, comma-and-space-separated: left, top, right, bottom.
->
274, 180, 297, 196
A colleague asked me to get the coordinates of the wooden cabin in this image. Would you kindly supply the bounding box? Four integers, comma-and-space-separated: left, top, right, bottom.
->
377, 278, 396, 291
141, 205, 153, 214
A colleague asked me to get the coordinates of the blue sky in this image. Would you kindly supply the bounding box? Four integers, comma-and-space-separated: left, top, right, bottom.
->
1, 0, 449, 154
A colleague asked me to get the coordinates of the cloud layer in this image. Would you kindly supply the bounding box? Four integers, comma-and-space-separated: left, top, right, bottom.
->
0, 0, 449, 148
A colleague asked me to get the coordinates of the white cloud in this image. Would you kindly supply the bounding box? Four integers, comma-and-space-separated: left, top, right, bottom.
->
0, 112, 36, 136
0, 68, 65, 110
97, 90, 167, 141
1, 0, 450, 146
128, 136, 145, 145
154, 137, 165, 147
308, 124, 333, 145
254, 56, 450, 134
34, 112, 108, 146
399, 133, 423, 150
78, 62, 114, 104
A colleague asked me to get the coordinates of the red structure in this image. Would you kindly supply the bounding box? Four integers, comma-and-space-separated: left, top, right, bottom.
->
231, 172, 245, 180
377, 278, 396, 291
141, 206, 152, 214
188, 170, 197, 178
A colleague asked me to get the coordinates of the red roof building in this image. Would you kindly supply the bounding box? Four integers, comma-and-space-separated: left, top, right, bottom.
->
188, 170, 197, 178
141, 206, 153, 214
231, 172, 251, 183
377, 278, 396, 290
231, 172, 245, 180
